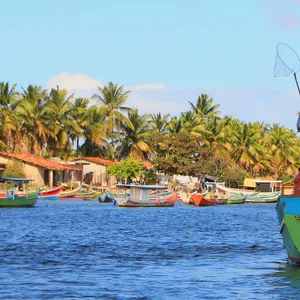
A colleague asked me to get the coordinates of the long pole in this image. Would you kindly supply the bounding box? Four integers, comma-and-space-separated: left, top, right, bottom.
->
294, 73, 300, 94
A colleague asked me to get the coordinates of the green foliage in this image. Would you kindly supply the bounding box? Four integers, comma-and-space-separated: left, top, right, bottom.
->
151, 132, 208, 176
106, 158, 144, 183
143, 168, 157, 184
2, 159, 26, 178
221, 165, 248, 188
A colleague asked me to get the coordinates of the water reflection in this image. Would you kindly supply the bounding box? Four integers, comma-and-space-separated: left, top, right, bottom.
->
269, 261, 300, 298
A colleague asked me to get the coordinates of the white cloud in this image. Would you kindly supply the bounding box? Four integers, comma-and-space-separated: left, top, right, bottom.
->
45, 72, 298, 131
131, 82, 167, 91
127, 93, 183, 116
47, 72, 104, 90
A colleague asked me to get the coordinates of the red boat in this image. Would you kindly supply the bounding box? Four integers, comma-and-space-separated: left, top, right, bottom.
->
38, 184, 65, 200
191, 193, 217, 206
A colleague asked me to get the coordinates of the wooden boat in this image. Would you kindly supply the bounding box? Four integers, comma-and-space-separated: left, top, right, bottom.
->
215, 193, 230, 205
245, 192, 280, 203
276, 194, 300, 264
0, 177, 39, 207
227, 193, 246, 204
149, 191, 172, 199
192, 193, 217, 206
74, 190, 95, 199
178, 191, 191, 205
114, 184, 177, 208
216, 183, 280, 196
38, 184, 65, 200
178, 190, 200, 205
98, 191, 114, 203
59, 186, 81, 198
202, 192, 230, 205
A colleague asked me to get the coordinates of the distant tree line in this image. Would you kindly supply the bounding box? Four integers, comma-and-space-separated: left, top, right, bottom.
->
0, 81, 299, 186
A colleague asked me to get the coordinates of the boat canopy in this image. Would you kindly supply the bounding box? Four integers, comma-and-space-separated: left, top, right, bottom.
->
0, 177, 34, 183
116, 184, 168, 190
254, 180, 282, 183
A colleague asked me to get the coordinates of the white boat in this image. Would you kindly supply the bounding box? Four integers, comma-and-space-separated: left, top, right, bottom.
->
114, 184, 177, 207
216, 183, 281, 196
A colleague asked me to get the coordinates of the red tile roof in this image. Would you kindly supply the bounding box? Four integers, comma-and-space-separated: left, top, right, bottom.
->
77, 157, 152, 168
0, 152, 80, 171
144, 161, 152, 169
73, 157, 152, 169
74, 157, 114, 166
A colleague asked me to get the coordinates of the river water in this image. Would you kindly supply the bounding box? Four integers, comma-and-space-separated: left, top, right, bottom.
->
0, 200, 299, 299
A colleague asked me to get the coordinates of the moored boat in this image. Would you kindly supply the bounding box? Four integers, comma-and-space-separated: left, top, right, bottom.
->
227, 193, 246, 204
149, 190, 172, 199
75, 190, 95, 199
114, 184, 177, 208
215, 193, 230, 205
216, 183, 281, 196
0, 178, 39, 208
276, 194, 300, 264
192, 193, 217, 206
38, 184, 65, 200
99, 191, 114, 203
245, 192, 280, 203
59, 186, 81, 198
178, 191, 193, 205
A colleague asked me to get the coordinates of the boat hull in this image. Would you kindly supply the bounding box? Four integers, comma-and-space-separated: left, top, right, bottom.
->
116, 198, 176, 208
227, 195, 246, 204
114, 184, 176, 208
276, 195, 300, 263
216, 183, 280, 196
74, 191, 95, 199
38, 184, 65, 200
0, 190, 38, 207
245, 193, 280, 203
99, 192, 114, 203
216, 198, 228, 205
59, 187, 81, 198
192, 194, 217, 206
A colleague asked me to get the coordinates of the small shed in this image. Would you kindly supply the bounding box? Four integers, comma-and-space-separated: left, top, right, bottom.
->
0, 151, 81, 188
254, 180, 282, 192
71, 157, 114, 186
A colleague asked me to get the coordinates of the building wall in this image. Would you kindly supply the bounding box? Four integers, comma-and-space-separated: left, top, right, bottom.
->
80, 161, 107, 185
23, 164, 45, 187
0, 156, 46, 187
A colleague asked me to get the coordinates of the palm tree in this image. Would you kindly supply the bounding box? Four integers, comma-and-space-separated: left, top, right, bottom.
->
264, 124, 300, 178
116, 109, 152, 160
0, 82, 20, 151
18, 85, 50, 154
202, 116, 229, 157
149, 112, 171, 133
45, 86, 81, 158
70, 97, 91, 151
79, 105, 108, 157
228, 121, 265, 177
165, 116, 184, 134
93, 82, 132, 159
180, 110, 210, 140
189, 93, 220, 120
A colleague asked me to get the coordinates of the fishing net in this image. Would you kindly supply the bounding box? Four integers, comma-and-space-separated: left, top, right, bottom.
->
273, 43, 300, 78
274, 43, 300, 131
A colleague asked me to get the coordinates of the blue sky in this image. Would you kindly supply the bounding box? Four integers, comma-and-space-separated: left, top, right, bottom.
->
2, 0, 300, 130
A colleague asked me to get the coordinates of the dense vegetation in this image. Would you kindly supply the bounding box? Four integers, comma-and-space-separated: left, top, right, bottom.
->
0, 81, 299, 185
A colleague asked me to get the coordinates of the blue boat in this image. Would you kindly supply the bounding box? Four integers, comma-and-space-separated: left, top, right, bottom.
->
276, 194, 300, 264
